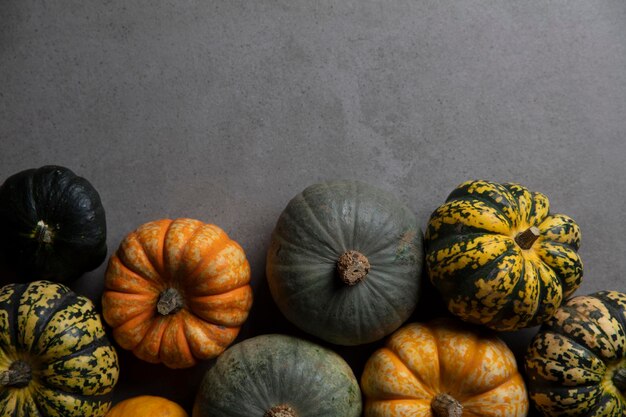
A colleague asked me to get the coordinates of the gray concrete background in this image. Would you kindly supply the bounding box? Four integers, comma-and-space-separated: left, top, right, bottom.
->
2, 0, 626, 415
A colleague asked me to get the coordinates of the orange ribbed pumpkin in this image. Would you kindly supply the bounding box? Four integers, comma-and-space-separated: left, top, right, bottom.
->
361, 319, 529, 417
102, 218, 252, 369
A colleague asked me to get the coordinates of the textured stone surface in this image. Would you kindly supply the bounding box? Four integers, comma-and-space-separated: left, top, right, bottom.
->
2, 1, 626, 414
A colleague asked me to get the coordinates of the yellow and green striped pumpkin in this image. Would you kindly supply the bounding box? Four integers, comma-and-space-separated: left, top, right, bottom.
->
525, 291, 626, 417
0, 280, 119, 417
425, 180, 583, 331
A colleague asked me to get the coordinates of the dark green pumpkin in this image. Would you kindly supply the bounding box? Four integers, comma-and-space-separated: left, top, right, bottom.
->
525, 291, 626, 417
193, 334, 362, 417
0, 165, 107, 281
266, 180, 423, 345
0, 280, 119, 417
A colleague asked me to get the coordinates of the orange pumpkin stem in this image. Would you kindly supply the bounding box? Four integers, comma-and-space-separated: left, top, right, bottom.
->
0, 360, 31, 388
431, 393, 462, 417
514, 226, 541, 250
337, 250, 370, 286
157, 288, 184, 316
264, 404, 297, 417
613, 367, 626, 392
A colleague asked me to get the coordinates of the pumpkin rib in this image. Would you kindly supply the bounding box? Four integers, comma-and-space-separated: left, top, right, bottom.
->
538, 214, 581, 251
19, 289, 77, 352
535, 241, 583, 298
305, 181, 349, 250
289, 193, 342, 253
592, 292, 626, 349
181, 316, 226, 362
386, 344, 438, 398
182, 236, 232, 287
483, 258, 538, 330
132, 317, 169, 364
112, 310, 156, 350
104, 257, 161, 296
355, 210, 402, 256
427, 234, 514, 282
423, 231, 491, 257
270, 231, 336, 263
165, 219, 208, 281
362, 279, 404, 330
462, 374, 528, 417
426, 200, 512, 240
101, 290, 157, 328
186, 260, 251, 297
531, 261, 563, 323
462, 368, 520, 402
116, 235, 163, 288
35, 384, 114, 417
187, 285, 252, 327
138, 219, 175, 282
547, 304, 621, 361
40, 345, 119, 396
525, 333, 605, 388
449, 180, 520, 213
159, 315, 195, 369
272, 269, 330, 308
348, 180, 359, 251
453, 192, 518, 226
447, 331, 482, 399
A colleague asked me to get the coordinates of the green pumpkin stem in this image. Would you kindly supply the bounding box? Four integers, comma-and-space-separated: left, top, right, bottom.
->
431, 393, 463, 417
514, 226, 541, 250
337, 250, 370, 286
0, 360, 32, 388
264, 404, 297, 417
613, 367, 626, 392
157, 288, 184, 315
34, 220, 54, 244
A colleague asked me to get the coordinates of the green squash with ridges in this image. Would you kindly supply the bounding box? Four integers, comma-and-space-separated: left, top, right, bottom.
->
193, 334, 362, 417
525, 291, 626, 417
266, 180, 423, 345
425, 179, 583, 331
0, 280, 119, 417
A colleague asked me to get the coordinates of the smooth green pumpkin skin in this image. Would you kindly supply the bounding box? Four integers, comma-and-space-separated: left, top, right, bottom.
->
525, 291, 626, 417
0, 165, 107, 282
0, 281, 119, 417
193, 334, 362, 417
267, 180, 423, 345
425, 180, 583, 331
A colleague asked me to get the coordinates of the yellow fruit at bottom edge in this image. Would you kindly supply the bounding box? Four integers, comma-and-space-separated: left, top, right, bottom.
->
106, 396, 189, 417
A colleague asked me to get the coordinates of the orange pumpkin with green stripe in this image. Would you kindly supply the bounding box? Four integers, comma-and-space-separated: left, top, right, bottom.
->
101, 218, 253, 369
425, 180, 583, 331
525, 291, 626, 417
361, 319, 528, 417
0, 280, 119, 417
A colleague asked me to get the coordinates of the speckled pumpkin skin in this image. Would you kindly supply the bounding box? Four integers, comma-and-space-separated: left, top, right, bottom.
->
102, 218, 252, 369
425, 180, 583, 331
0, 281, 119, 417
267, 180, 423, 345
361, 319, 529, 417
193, 334, 362, 417
525, 291, 626, 417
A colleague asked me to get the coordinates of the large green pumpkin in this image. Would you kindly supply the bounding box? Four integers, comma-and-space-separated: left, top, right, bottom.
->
0, 166, 107, 282
192, 334, 362, 417
425, 179, 583, 331
266, 180, 423, 345
0, 280, 119, 416
525, 291, 626, 417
